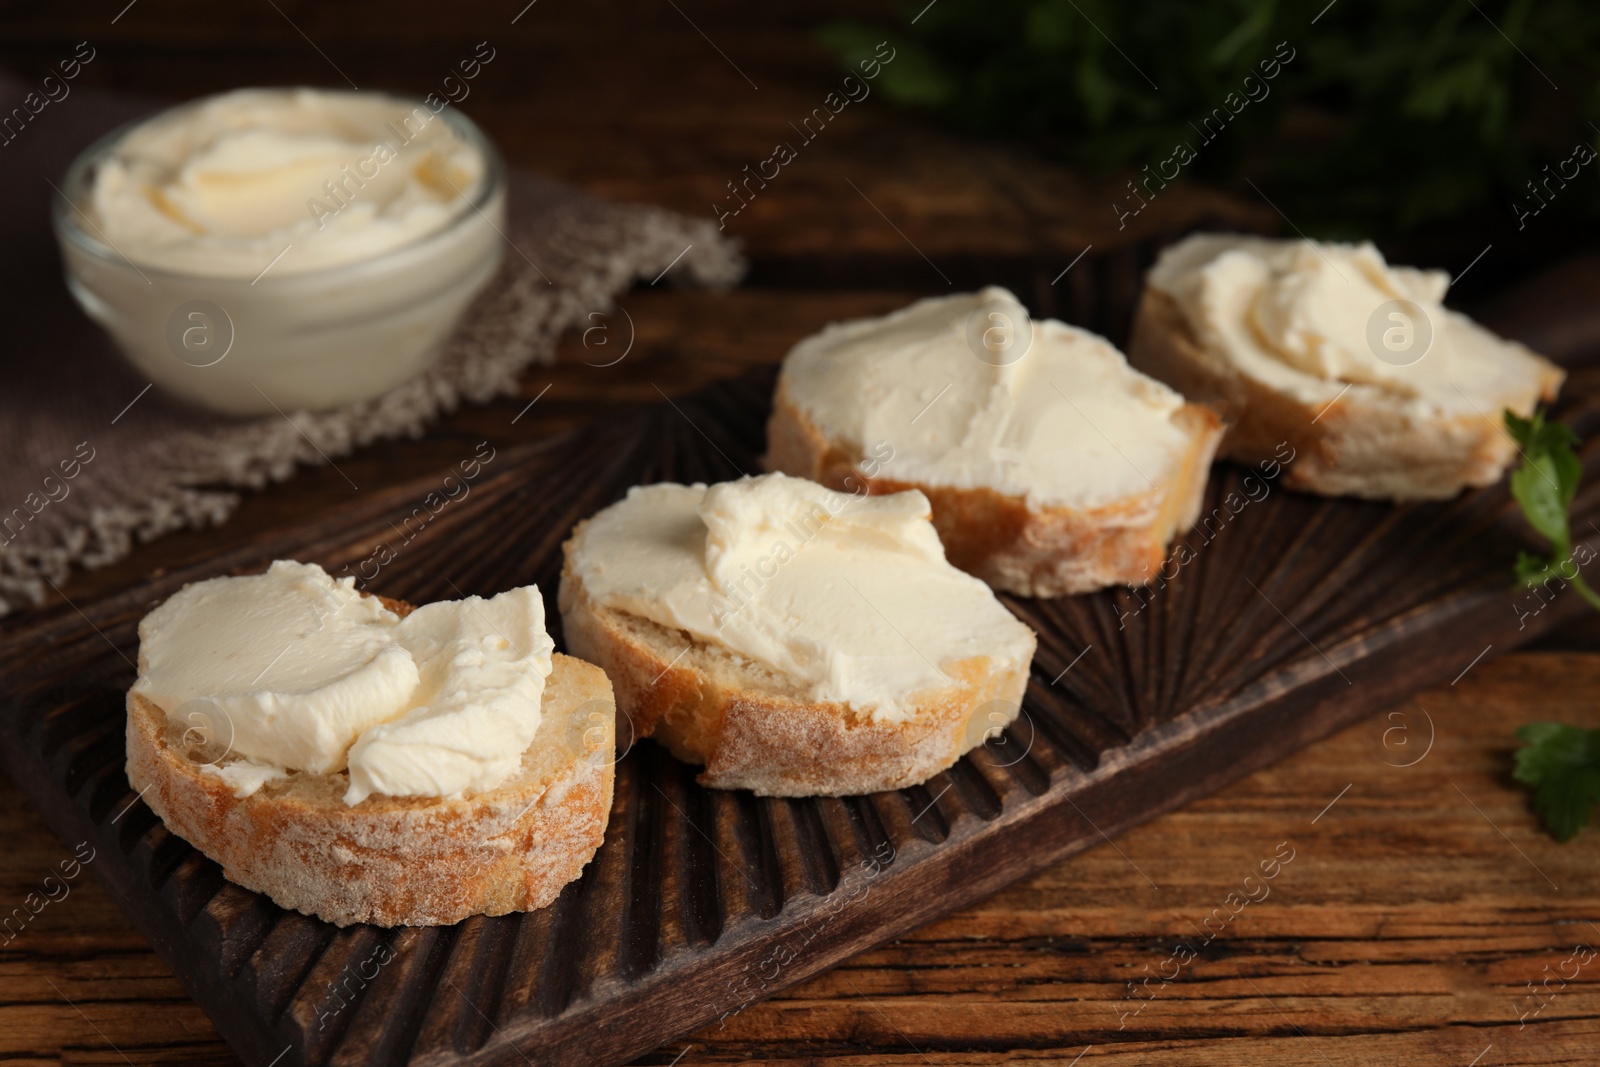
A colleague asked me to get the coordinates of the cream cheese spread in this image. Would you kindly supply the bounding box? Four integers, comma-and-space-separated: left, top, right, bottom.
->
779, 288, 1194, 511
131, 560, 553, 805
571, 473, 1036, 720
87, 88, 486, 276
1145, 234, 1551, 411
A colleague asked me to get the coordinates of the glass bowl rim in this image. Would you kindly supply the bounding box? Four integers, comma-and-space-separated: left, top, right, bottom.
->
50, 87, 506, 286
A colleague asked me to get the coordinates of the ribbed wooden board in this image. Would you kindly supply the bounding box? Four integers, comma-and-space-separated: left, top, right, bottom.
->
2, 366, 1597, 1067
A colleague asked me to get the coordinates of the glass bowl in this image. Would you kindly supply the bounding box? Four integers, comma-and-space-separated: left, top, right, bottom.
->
51, 91, 506, 416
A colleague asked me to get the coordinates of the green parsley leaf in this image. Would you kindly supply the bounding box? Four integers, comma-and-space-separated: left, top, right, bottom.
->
1507, 408, 1579, 544
1512, 454, 1574, 549
1504, 408, 1600, 611
1513, 722, 1600, 842
1505, 412, 1600, 842
1514, 550, 1556, 587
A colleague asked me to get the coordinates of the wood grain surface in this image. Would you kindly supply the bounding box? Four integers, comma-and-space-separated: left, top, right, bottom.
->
2, 3, 1599, 1065
4, 650, 1597, 1067
13, 361, 1597, 1067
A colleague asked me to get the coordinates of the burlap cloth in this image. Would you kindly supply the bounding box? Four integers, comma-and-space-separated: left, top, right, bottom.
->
0, 76, 743, 616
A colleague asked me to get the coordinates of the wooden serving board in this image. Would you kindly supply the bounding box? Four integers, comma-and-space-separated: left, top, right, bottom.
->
1, 366, 1597, 1067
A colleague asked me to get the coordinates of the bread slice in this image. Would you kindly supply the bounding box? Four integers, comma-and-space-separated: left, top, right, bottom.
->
1128, 264, 1565, 502
126, 591, 615, 928
765, 378, 1224, 598
559, 532, 1033, 797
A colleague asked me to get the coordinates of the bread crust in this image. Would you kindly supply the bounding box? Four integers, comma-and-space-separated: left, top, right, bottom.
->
763, 379, 1224, 597
558, 530, 1035, 796
126, 650, 616, 928
1127, 286, 1566, 500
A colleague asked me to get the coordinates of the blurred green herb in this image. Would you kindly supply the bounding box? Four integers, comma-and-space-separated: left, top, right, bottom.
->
1505, 407, 1600, 611
1505, 410, 1598, 843
822, 0, 1600, 240
1513, 722, 1600, 841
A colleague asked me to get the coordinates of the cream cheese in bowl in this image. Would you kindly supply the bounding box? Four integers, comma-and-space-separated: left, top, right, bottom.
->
53, 88, 505, 415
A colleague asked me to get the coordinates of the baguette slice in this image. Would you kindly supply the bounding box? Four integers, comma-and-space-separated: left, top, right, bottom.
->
126, 592, 615, 928
765, 378, 1223, 598
1128, 244, 1566, 501
559, 534, 1033, 797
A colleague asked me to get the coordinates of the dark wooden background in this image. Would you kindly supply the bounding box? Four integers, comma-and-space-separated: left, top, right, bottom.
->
2, 2, 1598, 1063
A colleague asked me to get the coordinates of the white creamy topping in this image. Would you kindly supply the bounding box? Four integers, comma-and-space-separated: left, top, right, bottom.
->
132, 561, 553, 805
201, 758, 289, 796
88, 88, 485, 276
1145, 233, 1550, 411
780, 288, 1194, 510
343, 589, 552, 805
573, 473, 1036, 720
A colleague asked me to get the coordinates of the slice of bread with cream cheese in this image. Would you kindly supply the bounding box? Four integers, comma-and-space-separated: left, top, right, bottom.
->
763, 288, 1225, 597
1129, 233, 1565, 500
125, 561, 614, 927
559, 472, 1037, 796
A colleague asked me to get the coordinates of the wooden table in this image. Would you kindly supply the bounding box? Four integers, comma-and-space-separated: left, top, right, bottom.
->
2, 4, 1597, 1063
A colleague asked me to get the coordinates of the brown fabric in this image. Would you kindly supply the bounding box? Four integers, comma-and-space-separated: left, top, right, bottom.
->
0, 75, 743, 616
